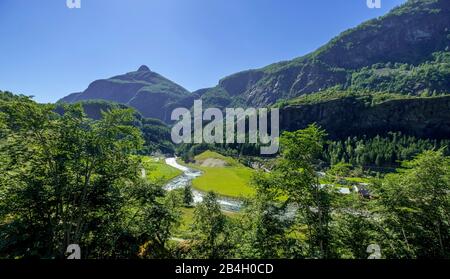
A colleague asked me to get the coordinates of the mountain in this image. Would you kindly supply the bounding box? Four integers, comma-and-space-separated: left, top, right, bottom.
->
199, 0, 450, 108
59, 0, 450, 123
59, 65, 191, 121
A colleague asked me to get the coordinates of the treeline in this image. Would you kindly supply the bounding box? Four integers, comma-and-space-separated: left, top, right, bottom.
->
324, 132, 450, 168
177, 132, 450, 171
55, 98, 176, 155
281, 51, 450, 108
349, 52, 450, 96
140, 117, 175, 155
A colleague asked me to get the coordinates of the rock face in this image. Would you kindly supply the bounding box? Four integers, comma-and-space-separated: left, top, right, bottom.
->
200, 0, 450, 108
312, 0, 450, 69
58, 66, 191, 121
280, 96, 450, 140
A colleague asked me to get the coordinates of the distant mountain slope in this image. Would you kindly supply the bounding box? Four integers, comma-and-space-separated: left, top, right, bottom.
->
59, 65, 191, 121
200, 0, 450, 107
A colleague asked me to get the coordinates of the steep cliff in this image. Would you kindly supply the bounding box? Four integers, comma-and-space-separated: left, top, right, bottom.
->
280, 95, 450, 140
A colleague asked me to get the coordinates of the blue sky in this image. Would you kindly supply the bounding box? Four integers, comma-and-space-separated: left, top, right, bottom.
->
0, 0, 406, 103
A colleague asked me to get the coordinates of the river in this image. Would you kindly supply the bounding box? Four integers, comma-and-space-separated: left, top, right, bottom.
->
163, 158, 243, 212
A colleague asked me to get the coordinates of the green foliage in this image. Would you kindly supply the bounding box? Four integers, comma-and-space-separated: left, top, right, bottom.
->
324, 132, 450, 168
326, 163, 353, 183
376, 150, 450, 258
56, 99, 175, 155
55, 100, 131, 120
251, 125, 335, 258
189, 192, 232, 259
135, 188, 183, 259
350, 52, 450, 95
0, 94, 180, 259
284, 88, 416, 107
199, 87, 233, 110
183, 184, 194, 207
232, 180, 295, 259
140, 117, 175, 155
330, 195, 380, 259
2, 91, 450, 259
241, 126, 450, 259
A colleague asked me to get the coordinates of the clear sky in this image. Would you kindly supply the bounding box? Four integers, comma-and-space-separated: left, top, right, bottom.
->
0, 0, 406, 103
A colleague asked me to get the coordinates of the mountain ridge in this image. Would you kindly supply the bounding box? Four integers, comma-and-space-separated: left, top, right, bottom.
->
59, 0, 450, 122
198, 0, 450, 107
59, 65, 191, 120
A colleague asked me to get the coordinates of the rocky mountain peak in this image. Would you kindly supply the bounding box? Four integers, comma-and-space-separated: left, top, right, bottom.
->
138, 65, 151, 72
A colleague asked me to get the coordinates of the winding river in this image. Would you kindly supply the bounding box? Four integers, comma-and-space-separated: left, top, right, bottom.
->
163, 158, 243, 212
160, 158, 364, 221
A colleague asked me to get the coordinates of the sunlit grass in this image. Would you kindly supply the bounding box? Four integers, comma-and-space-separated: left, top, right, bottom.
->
141, 156, 182, 183
186, 151, 256, 198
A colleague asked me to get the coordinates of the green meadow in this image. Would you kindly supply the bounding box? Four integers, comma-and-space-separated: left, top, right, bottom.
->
186, 151, 255, 198
141, 156, 183, 183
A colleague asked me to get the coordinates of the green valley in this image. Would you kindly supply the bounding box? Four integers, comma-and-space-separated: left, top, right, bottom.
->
184, 151, 255, 198
1, 0, 450, 261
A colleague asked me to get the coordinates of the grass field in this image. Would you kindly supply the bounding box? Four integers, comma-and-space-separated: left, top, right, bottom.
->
187, 151, 256, 198
194, 150, 238, 166
141, 156, 182, 183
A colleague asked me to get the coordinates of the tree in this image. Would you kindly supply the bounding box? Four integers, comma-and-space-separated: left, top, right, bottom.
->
331, 195, 381, 259
190, 192, 230, 259
377, 150, 450, 258
232, 178, 291, 259
0, 98, 147, 258
327, 162, 353, 183
253, 124, 334, 258
183, 184, 194, 207
135, 184, 183, 259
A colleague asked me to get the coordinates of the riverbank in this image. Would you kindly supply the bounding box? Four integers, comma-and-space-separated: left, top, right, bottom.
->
164, 157, 243, 212
141, 156, 183, 183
